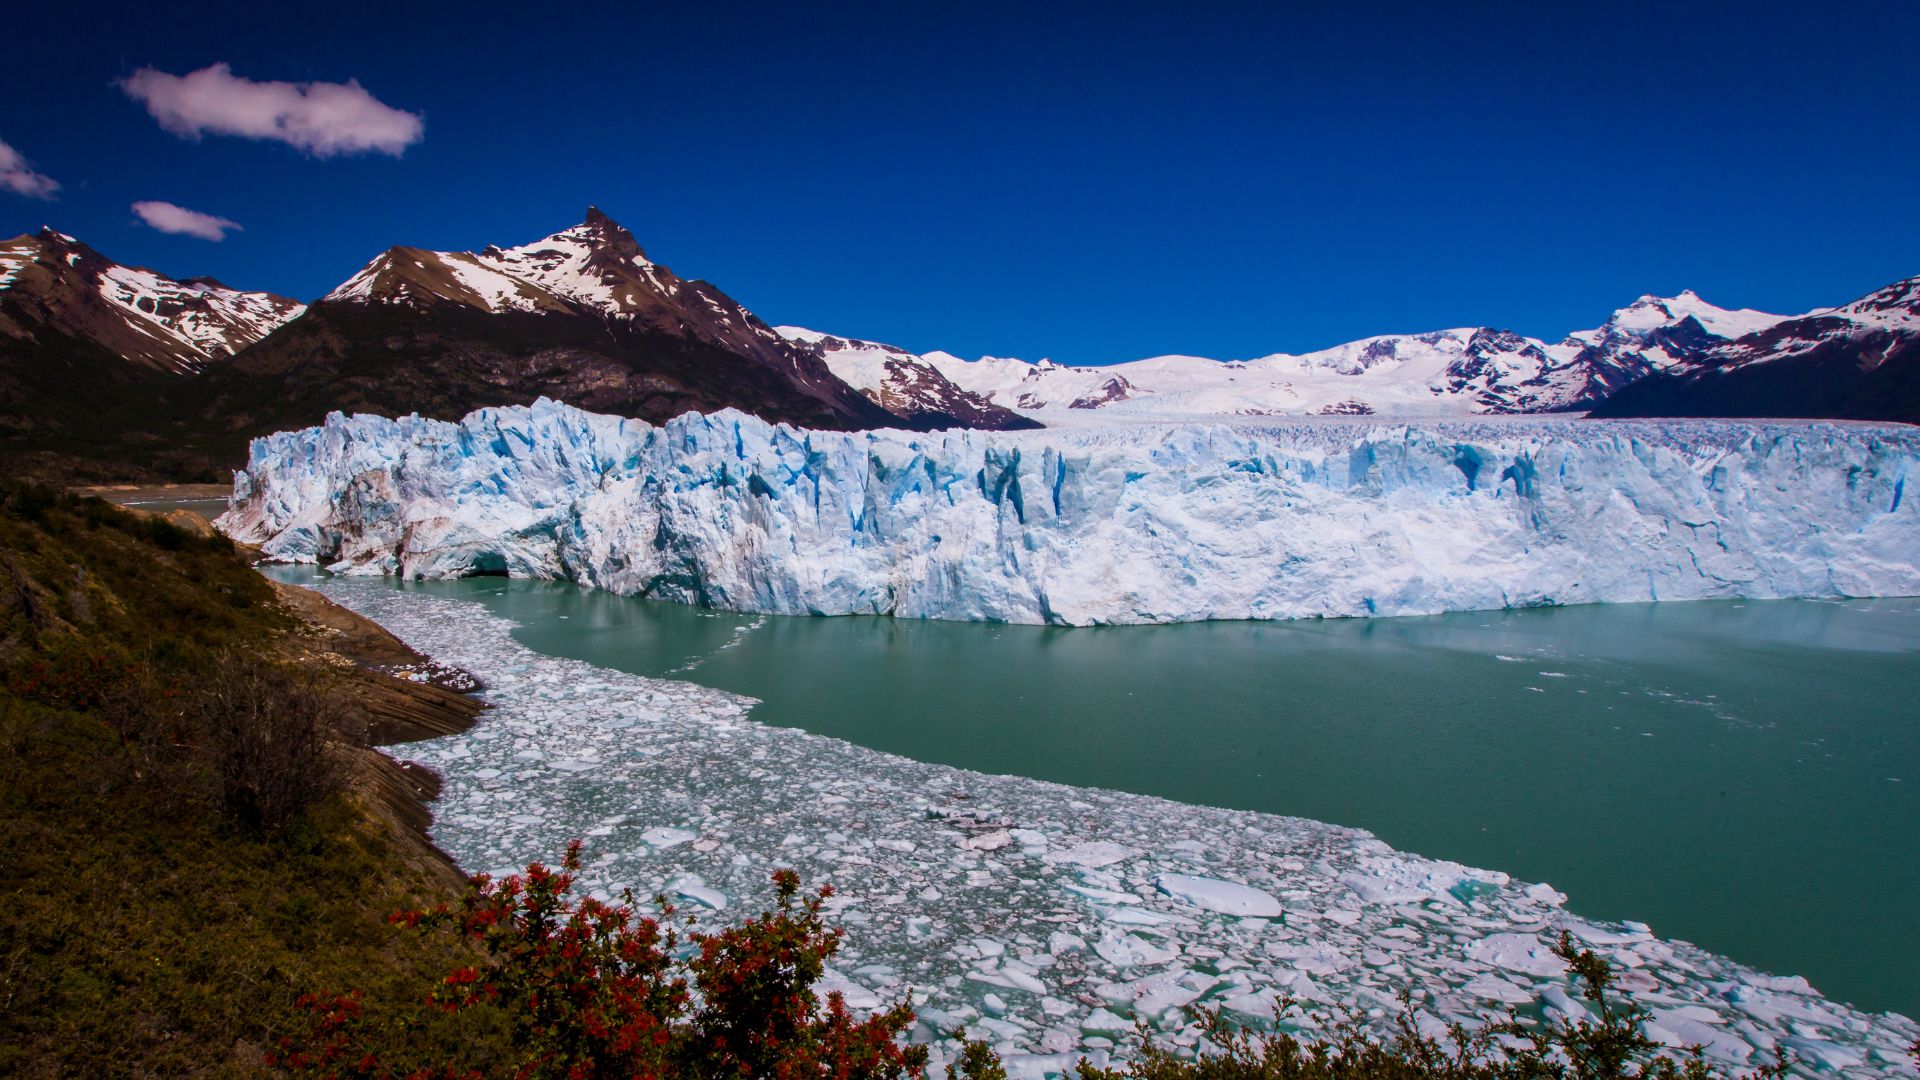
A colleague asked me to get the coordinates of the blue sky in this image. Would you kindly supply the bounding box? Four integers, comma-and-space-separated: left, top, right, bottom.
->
4, 0, 1914, 363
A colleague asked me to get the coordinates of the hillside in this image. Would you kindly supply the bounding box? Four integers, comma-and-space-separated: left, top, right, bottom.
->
0, 485, 498, 1077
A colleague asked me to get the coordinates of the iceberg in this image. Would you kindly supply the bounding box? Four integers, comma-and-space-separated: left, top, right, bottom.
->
221, 399, 1920, 624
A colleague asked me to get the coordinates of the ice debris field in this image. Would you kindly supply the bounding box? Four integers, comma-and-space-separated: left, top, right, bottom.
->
310, 577, 1916, 1077
225, 400, 1920, 625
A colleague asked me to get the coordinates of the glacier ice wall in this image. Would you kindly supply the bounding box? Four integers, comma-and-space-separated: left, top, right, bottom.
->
220, 399, 1920, 625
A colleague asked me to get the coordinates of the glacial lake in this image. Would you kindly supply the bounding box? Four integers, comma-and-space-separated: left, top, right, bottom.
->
266, 568, 1919, 1019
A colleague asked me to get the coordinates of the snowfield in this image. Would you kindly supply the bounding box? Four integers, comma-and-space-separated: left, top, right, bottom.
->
220, 400, 1920, 625
781, 289, 1810, 424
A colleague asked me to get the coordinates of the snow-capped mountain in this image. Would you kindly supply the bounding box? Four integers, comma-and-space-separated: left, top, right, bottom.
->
1592, 274, 1919, 424
0, 227, 303, 373
774, 327, 1039, 430
800, 291, 1801, 424
303, 207, 874, 415
186, 209, 901, 466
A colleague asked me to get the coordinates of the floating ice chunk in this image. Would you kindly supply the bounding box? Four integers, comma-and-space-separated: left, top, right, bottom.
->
1096, 905, 1190, 928
1523, 881, 1568, 906
969, 967, 1047, 995
816, 969, 882, 1011
641, 826, 698, 847
998, 960, 1047, 995
964, 829, 1014, 852
1468, 933, 1570, 977
1106, 968, 1212, 1021
1003, 1050, 1105, 1079
667, 874, 727, 910
1094, 931, 1178, 968
1570, 924, 1652, 946
1220, 987, 1287, 1021
1461, 972, 1534, 1005
1540, 985, 1589, 1021
1064, 882, 1140, 905
1781, 1036, 1864, 1071
1081, 1008, 1132, 1035
1154, 873, 1283, 917
1043, 842, 1137, 868
1048, 932, 1088, 956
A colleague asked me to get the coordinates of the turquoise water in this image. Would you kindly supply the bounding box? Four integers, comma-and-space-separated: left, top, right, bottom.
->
273, 568, 1919, 1019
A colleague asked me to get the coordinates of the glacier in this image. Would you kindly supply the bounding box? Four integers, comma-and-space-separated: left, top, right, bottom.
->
220, 399, 1920, 625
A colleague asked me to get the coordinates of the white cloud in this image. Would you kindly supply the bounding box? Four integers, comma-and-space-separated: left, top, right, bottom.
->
0, 138, 60, 198
120, 63, 424, 157
132, 200, 243, 241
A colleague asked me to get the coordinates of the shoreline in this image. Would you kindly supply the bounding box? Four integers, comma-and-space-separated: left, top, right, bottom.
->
84, 493, 490, 879
269, 576, 490, 879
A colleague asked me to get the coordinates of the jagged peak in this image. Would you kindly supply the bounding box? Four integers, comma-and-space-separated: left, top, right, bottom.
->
1599, 290, 1791, 343
323, 212, 674, 314
544, 205, 647, 262
30, 225, 83, 249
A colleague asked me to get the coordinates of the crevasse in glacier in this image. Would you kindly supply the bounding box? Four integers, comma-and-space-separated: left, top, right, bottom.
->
220, 399, 1920, 625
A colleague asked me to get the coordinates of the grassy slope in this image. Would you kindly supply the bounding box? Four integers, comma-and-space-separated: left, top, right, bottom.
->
0, 486, 501, 1077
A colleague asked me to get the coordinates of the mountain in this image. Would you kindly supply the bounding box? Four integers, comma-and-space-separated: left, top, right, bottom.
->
0, 228, 305, 477
0, 212, 920, 480
773, 327, 1039, 430
0, 227, 304, 375
792, 291, 1798, 424
185, 209, 898, 458
1590, 276, 1920, 424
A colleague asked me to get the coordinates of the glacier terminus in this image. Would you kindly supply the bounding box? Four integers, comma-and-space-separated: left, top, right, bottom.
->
221, 399, 1920, 624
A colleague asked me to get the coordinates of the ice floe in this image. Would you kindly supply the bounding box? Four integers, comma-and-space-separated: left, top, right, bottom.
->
311, 578, 1916, 1076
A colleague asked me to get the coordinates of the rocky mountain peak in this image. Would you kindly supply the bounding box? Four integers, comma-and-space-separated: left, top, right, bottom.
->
566, 206, 647, 262
1833, 274, 1919, 318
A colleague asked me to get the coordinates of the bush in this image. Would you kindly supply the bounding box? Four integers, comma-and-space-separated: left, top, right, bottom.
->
276, 842, 926, 1079
190, 652, 349, 832
6, 645, 347, 832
